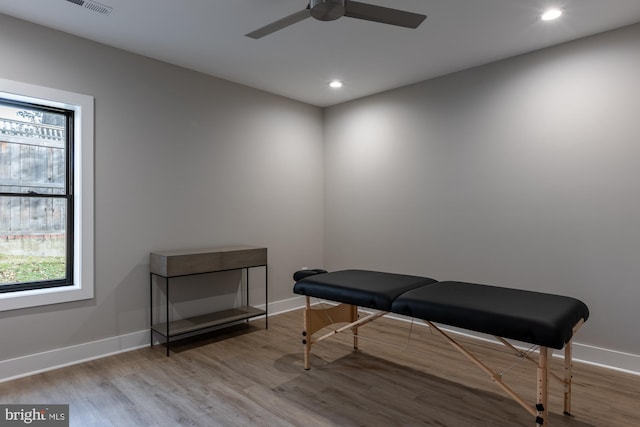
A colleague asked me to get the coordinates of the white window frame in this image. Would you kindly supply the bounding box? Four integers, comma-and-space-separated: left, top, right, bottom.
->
0, 78, 94, 311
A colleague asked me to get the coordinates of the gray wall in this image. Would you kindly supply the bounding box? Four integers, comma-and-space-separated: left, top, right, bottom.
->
324, 23, 640, 355
0, 14, 324, 360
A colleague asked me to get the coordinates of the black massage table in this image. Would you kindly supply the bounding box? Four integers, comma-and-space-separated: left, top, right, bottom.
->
293, 269, 589, 427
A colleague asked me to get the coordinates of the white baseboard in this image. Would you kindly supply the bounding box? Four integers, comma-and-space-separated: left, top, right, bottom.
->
2, 295, 638, 383
259, 295, 306, 314
571, 343, 640, 376
0, 330, 150, 383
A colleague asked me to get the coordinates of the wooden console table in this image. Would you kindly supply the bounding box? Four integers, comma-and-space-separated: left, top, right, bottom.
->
149, 245, 267, 356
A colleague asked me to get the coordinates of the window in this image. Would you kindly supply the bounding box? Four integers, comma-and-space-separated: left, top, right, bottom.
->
0, 100, 73, 291
0, 78, 94, 311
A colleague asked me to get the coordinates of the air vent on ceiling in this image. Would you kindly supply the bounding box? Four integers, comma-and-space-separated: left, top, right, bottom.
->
66, 0, 113, 15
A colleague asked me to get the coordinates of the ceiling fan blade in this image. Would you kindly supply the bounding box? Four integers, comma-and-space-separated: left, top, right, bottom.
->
344, 1, 426, 29
245, 9, 311, 39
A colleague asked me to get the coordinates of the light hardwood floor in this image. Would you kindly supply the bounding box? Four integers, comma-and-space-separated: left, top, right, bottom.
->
1, 309, 639, 426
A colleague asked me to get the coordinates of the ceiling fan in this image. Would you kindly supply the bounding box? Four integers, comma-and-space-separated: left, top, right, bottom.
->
245, 0, 427, 39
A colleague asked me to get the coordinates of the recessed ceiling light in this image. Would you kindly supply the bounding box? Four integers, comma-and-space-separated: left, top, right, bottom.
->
541, 8, 562, 21
329, 80, 343, 89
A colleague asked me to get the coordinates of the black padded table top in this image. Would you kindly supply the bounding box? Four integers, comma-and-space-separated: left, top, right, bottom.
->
392, 281, 590, 349
293, 269, 438, 312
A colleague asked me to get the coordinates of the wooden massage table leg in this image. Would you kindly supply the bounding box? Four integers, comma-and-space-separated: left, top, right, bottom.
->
563, 340, 573, 416
303, 297, 312, 370
562, 318, 584, 416
537, 346, 549, 426
351, 304, 359, 350
302, 296, 360, 370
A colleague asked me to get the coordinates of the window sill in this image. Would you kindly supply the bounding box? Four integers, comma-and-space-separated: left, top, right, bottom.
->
0, 281, 93, 311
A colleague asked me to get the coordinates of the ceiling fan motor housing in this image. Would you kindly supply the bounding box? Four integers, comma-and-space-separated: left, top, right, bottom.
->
310, 0, 346, 21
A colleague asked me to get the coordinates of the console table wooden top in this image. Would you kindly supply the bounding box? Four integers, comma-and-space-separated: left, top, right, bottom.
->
150, 245, 267, 277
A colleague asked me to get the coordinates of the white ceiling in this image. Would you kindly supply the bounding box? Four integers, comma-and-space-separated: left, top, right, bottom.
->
1, 0, 640, 107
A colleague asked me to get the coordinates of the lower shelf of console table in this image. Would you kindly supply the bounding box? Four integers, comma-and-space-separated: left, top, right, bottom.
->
151, 305, 266, 338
